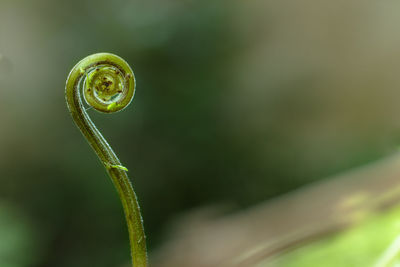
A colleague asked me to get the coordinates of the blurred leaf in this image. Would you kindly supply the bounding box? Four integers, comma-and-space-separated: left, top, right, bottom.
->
0, 203, 37, 267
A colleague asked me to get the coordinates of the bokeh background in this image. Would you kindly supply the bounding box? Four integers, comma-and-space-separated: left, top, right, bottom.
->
2, 0, 400, 266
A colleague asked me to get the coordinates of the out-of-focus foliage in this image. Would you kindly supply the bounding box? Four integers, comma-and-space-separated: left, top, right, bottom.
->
0, 203, 38, 267
264, 204, 400, 267
1, 0, 400, 266
151, 155, 400, 266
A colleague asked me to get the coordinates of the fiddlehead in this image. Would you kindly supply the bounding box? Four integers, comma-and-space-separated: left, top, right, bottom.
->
65, 53, 147, 266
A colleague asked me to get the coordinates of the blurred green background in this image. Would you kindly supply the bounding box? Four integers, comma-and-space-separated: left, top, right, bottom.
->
1, 0, 400, 266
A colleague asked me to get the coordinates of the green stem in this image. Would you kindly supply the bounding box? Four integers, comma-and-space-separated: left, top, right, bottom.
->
65, 53, 147, 267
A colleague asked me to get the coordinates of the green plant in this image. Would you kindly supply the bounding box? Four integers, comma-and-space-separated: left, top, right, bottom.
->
65, 53, 147, 266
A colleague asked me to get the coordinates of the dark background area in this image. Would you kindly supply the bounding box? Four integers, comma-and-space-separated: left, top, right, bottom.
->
1, 0, 400, 266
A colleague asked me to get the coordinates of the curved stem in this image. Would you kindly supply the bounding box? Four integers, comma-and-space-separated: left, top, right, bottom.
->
65, 53, 147, 267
